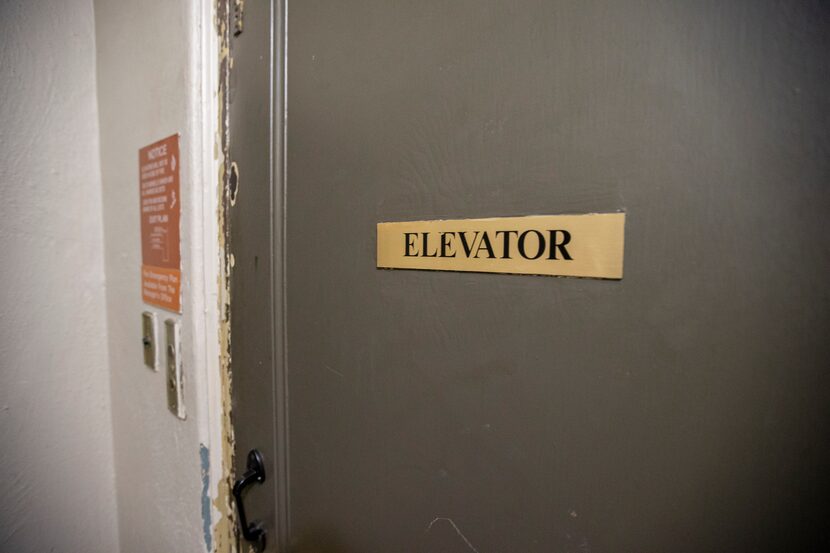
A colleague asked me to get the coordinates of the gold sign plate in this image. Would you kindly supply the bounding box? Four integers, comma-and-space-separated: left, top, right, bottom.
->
377, 213, 625, 279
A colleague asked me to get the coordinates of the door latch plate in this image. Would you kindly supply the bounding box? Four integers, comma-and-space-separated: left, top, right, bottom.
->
165, 319, 185, 420
142, 311, 157, 370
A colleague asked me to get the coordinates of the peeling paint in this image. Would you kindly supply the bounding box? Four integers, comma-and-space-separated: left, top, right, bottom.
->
200, 444, 213, 551
213, 1, 237, 552
233, 0, 245, 36
228, 162, 239, 206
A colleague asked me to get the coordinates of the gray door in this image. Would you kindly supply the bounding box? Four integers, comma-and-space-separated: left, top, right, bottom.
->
228, 2, 830, 552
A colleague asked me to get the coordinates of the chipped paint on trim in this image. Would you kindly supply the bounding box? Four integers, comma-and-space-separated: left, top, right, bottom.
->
213, 1, 237, 551
200, 444, 213, 551
228, 162, 239, 206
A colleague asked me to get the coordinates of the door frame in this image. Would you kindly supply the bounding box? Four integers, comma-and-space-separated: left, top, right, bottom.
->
224, 0, 289, 550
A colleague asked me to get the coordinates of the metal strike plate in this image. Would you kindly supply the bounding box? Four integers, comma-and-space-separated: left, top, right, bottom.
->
142, 311, 157, 370
165, 319, 185, 420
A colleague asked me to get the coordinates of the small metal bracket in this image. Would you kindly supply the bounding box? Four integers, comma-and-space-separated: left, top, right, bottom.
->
141, 311, 157, 370
165, 319, 185, 420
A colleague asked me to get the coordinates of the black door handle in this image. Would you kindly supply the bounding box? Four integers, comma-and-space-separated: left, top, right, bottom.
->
233, 449, 267, 551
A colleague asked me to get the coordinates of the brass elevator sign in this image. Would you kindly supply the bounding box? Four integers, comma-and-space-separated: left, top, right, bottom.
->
377, 213, 625, 279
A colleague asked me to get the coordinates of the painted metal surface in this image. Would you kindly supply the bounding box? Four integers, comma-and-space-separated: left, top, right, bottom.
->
142, 311, 157, 370
165, 318, 185, 419
230, 1, 830, 551
227, 0, 285, 549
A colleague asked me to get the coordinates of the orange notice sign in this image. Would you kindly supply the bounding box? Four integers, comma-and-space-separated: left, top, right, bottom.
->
139, 134, 181, 312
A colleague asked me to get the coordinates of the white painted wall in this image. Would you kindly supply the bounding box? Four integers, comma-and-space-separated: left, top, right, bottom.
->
0, 1, 120, 552
94, 1, 224, 552
1, 1, 224, 551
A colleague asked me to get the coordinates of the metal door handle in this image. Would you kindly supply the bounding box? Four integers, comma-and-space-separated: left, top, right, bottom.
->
233, 449, 267, 551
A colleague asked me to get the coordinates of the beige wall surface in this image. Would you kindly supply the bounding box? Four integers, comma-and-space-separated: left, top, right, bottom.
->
0, 1, 120, 551
1, 0, 224, 551
94, 0, 223, 552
